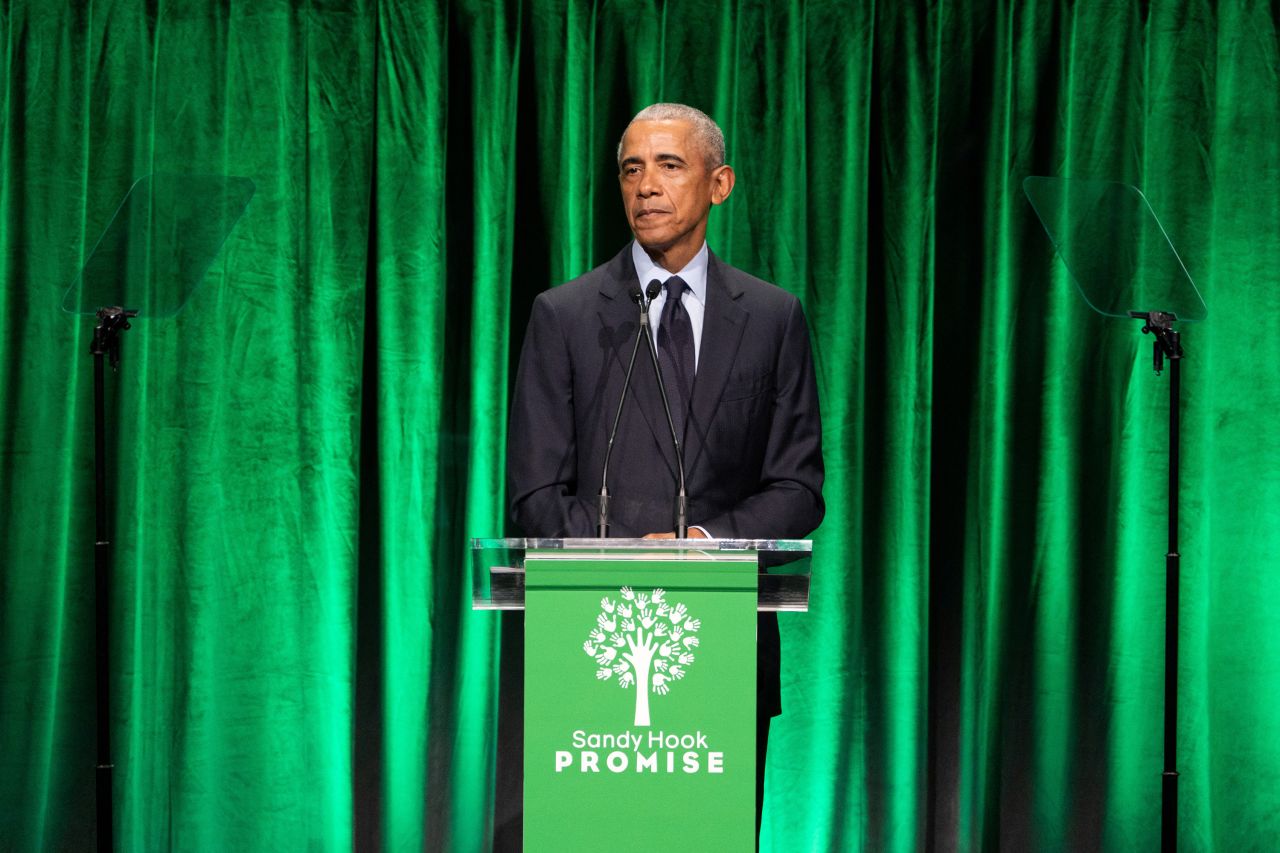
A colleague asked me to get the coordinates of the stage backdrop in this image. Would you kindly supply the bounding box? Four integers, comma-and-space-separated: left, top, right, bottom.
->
2, 1, 1277, 850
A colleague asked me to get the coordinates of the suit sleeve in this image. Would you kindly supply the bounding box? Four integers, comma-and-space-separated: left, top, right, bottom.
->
507, 292, 599, 538
699, 296, 825, 539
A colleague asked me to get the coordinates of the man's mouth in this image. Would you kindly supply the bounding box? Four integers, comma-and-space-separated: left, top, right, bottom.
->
635, 209, 669, 219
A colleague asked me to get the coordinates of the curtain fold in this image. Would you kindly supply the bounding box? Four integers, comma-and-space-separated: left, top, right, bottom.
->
2, 1, 1278, 850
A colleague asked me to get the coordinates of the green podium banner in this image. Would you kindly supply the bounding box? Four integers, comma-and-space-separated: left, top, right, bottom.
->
523, 549, 759, 852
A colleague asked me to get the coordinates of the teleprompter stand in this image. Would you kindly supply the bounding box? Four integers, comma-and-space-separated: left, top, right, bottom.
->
1025, 177, 1207, 853
1129, 308, 1184, 849
88, 305, 135, 853
64, 174, 254, 852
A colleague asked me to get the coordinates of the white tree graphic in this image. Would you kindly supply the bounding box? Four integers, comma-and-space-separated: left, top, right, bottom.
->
583, 587, 701, 726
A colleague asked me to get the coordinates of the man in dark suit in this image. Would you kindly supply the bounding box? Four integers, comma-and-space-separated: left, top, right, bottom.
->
506, 102, 824, 838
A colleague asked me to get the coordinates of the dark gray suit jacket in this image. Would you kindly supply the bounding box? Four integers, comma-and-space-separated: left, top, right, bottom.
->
508, 243, 825, 714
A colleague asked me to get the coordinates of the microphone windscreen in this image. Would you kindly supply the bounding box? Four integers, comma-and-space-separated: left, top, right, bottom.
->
646, 279, 662, 301
628, 282, 644, 304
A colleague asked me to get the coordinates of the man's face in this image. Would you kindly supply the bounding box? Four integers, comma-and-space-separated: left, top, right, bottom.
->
617, 119, 734, 262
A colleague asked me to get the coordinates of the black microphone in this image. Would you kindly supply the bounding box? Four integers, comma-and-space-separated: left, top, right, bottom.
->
640, 279, 689, 538
598, 282, 650, 537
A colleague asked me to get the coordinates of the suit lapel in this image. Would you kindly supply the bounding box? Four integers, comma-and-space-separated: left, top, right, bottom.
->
684, 252, 748, 478
597, 246, 679, 480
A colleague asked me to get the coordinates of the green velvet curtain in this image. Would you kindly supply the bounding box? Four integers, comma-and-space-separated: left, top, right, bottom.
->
3, 1, 1277, 850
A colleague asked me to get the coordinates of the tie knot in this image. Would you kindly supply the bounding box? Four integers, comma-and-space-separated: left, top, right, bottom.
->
664, 276, 688, 300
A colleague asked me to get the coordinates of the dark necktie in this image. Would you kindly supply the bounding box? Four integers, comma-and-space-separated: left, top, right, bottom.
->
656, 275, 695, 438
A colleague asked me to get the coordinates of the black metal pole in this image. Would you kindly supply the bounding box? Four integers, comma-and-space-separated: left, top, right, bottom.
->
90, 307, 132, 853
91, 330, 114, 853
1131, 311, 1183, 851
1161, 334, 1181, 853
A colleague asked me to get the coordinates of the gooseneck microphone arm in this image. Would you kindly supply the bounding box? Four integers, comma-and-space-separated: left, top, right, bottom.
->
597, 283, 649, 537
640, 279, 689, 538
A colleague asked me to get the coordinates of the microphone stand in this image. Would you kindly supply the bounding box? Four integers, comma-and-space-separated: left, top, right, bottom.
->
640, 281, 689, 539
598, 287, 649, 537
1130, 310, 1183, 853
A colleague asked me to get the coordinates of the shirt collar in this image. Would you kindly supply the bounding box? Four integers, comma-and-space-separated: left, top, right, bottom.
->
631, 241, 709, 306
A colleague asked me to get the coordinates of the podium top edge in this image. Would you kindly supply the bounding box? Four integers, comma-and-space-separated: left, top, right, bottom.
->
469, 537, 812, 553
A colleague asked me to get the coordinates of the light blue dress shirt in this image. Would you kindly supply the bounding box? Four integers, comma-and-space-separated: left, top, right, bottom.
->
631, 240, 708, 371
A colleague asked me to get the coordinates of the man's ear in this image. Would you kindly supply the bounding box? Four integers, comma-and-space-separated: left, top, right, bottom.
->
710, 165, 735, 206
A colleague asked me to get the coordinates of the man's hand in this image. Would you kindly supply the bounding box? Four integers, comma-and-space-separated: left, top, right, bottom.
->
642, 528, 709, 539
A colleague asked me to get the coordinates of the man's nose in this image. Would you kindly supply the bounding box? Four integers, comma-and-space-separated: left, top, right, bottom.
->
637, 171, 660, 197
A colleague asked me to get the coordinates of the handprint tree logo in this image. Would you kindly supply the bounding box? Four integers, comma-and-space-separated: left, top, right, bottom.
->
583, 586, 701, 726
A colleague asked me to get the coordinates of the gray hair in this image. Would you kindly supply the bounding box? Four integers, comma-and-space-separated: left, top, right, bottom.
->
616, 103, 726, 171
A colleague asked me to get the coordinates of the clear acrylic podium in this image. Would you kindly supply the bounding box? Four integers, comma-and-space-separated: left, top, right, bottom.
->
472, 538, 811, 851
